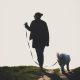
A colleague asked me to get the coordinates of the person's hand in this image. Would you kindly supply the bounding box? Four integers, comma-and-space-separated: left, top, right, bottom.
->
24, 22, 28, 28
24, 22, 28, 26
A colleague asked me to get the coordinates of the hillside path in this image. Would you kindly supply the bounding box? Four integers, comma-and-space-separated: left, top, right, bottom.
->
38, 69, 69, 80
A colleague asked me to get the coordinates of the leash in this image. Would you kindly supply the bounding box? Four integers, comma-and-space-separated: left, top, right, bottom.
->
26, 32, 39, 65
51, 61, 57, 66
44, 61, 57, 67
26, 31, 57, 67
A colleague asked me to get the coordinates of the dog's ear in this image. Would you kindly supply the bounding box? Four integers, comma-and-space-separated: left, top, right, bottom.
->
57, 53, 59, 58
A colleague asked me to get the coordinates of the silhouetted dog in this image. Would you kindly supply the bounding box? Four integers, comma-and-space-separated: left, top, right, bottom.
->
57, 53, 71, 74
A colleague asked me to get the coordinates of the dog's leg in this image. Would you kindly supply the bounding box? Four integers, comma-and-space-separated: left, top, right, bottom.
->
66, 63, 70, 72
61, 65, 65, 74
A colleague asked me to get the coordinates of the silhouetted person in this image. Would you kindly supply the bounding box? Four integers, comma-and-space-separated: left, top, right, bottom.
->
24, 12, 49, 70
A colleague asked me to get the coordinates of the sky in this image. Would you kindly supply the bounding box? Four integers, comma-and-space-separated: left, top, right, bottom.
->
1, 0, 80, 69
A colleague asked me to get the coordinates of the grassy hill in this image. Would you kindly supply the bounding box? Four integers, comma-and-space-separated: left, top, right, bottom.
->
0, 66, 40, 80
0, 66, 80, 80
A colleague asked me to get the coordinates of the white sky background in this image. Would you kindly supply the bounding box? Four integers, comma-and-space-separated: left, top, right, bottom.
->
0, 0, 80, 69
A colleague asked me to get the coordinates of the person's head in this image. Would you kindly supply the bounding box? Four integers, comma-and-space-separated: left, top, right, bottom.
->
34, 12, 43, 20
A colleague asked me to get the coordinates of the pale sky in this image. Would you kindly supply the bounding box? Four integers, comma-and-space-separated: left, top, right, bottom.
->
1, 0, 80, 69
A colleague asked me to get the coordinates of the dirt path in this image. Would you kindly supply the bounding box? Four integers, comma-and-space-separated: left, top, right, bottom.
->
38, 69, 69, 80
38, 69, 53, 80
60, 74, 69, 80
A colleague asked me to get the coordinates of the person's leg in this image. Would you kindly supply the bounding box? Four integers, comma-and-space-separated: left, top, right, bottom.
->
35, 47, 45, 69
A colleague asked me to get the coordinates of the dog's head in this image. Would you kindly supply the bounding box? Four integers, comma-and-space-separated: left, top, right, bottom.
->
57, 53, 71, 65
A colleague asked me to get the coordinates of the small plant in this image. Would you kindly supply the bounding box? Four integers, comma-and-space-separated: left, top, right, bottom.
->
53, 68, 60, 75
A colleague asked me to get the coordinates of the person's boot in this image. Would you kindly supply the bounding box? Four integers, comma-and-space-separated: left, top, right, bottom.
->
40, 66, 45, 72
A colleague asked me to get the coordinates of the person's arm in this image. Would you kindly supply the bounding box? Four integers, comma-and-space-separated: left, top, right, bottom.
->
24, 22, 31, 31
44, 22, 49, 46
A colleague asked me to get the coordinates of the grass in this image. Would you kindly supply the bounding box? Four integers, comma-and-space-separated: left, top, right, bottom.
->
0, 66, 40, 80
53, 68, 60, 75
70, 67, 80, 80
0, 66, 80, 80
